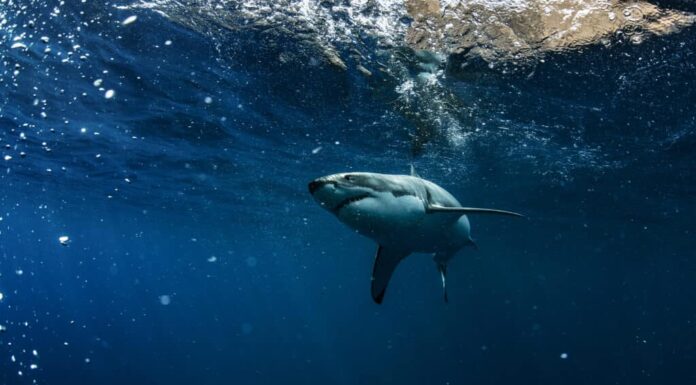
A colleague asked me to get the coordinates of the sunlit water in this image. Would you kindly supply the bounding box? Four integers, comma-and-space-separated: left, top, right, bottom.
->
1, 1, 695, 384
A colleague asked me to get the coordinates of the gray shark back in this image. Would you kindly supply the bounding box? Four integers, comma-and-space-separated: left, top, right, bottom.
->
356, 173, 461, 208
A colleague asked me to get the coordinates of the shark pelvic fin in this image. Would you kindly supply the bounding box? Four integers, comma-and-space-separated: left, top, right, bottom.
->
371, 246, 410, 304
437, 263, 449, 303
427, 204, 524, 218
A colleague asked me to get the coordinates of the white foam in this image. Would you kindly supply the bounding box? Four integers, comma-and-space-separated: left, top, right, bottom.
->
122, 0, 409, 48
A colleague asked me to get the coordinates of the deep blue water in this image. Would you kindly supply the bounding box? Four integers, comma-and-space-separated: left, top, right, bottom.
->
1, 1, 695, 384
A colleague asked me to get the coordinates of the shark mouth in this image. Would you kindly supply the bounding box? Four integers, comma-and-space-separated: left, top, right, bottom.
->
334, 194, 370, 213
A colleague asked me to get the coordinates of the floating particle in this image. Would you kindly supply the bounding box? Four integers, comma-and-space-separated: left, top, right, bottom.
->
122, 15, 138, 25
40, 36, 49, 43
159, 295, 171, 306
560, 353, 568, 359
204, 96, 213, 104
4, 155, 11, 161
207, 256, 217, 263
15, 269, 23, 276
32, 350, 38, 357
245, 256, 257, 267
30, 364, 38, 370
58, 235, 70, 246
164, 40, 172, 46
93, 79, 103, 87
311, 146, 322, 154
104, 90, 115, 99
11, 42, 27, 49
0, 325, 6, 333
0, 292, 3, 301
84, 358, 91, 364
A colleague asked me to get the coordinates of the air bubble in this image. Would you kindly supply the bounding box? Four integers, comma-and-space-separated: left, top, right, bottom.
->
122, 15, 138, 26
246, 257, 257, 267
59, 235, 70, 246
159, 295, 171, 305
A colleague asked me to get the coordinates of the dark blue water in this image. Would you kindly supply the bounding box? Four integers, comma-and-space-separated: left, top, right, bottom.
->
1, 1, 695, 384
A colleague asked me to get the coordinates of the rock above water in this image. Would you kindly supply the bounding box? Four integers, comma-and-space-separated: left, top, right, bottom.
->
405, 0, 695, 65
126, 0, 694, 70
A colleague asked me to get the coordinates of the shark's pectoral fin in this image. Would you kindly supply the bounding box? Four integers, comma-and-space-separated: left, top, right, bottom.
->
371, 246, 410, 304
427, 205, 524, 218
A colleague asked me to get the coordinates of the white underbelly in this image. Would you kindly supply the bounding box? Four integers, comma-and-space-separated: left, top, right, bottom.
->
337, 195, 471, 252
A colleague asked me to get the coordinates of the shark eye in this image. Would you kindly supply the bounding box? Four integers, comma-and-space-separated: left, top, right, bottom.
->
344, 174, 353, 181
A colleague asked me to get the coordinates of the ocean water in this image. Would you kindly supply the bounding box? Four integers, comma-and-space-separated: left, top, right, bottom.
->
1, 1, 695, 384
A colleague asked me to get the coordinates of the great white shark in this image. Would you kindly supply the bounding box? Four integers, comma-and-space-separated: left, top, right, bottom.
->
308, 167, 523, 304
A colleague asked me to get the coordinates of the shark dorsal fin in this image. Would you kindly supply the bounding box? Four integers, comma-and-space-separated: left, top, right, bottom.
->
410, 164, 420, 178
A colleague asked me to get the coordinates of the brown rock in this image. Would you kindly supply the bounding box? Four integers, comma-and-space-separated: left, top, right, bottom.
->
405, 0, 696, 64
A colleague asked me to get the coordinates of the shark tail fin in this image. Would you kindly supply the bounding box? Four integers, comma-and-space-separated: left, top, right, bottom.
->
437, 262, 448, 303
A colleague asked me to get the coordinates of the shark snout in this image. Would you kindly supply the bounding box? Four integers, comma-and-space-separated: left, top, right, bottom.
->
308, 180, 323, 195
309, 178, 335, 195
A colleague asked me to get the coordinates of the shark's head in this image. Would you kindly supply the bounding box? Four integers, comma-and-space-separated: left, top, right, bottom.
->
308, 172, 382, 215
